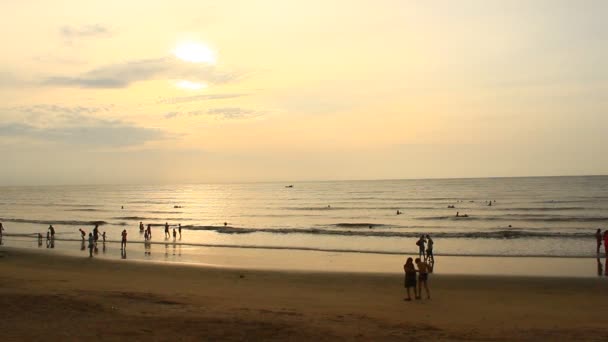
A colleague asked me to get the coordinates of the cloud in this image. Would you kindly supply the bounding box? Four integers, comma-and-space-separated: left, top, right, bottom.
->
159, 93, 247, 104
165, 107, 263, 120
0, 116, 164, 147
60, 24, 111, 40
0, 122, 164, 147
164, 112, 179, 119
43, 58, 241, 89
205, 107, 263, 119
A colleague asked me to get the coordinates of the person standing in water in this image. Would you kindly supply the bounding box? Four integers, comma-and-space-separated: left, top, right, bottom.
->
121, 229, 128, 250
603, 230, 608, 256
403, 257, 417, 301
147, 224, 152, 239
178, 224, 182, 238
139, 221, 144, 233
88, 233, 94, 257
48, 225, 55, 239
164, 222, 170, 238
416, 236, 426, 259
425, 234, 434, 263
596, 229, 602, 255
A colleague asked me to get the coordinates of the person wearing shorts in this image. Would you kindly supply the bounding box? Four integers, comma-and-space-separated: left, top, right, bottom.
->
415, 258, 431, 300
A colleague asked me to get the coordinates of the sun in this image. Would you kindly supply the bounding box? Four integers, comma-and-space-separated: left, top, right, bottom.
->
172, 41, 216, 64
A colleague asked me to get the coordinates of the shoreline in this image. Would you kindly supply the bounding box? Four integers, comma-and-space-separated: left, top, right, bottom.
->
1, 247, 608, 340
2, 238, 608, 278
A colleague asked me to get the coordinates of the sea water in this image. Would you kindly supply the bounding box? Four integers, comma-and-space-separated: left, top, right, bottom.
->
1, 176, 607, 263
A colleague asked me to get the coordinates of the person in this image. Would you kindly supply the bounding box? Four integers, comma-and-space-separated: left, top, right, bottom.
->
403, 257, 417, 301
604, 231, 608, 256
596, 229, 602, 255
172, 228, 177, 240
139, 221, 144, 233
164, 222, 170, 238
0, 222, 4, 237
396, 210, 401, 215
178, 223, 182, 238
144, 229, 149, 241
48, 225, 55, 239
147, 224, 152, 239
224, 222, 228, 227
88, 233, 94, 257
425, 234, 434, 263
93, 225, 99, 243
102, 231, 106, 243
456, 212, 459, 217
415, 258, 431, 299
416, 236, 426, 259
79, 228, 86, 241
121, 229, 127, 250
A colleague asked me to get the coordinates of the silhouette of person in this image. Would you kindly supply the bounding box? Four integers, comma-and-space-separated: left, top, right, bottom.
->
88, 233, 94, 257
416, 236, 426, 259
403, 257, 417, 301
415, 258, 431, 300
603, 230, 608, 256
164, 222, 170, 238
425, 234, 434, 263
178, 223, 182, 238
596, 229, 602, 255
121, 229, 127, 250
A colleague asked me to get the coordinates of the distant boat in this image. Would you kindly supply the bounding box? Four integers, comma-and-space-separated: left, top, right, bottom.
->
285, 185, 294, 188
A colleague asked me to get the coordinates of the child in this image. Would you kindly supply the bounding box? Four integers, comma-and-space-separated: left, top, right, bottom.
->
102, 231, 106, 243
415, 258, 431, 299
172, 228, 177, 239
88, 233, 94, 257
403, 257, 417, 301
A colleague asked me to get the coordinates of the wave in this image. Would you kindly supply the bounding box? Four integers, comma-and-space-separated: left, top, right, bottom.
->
416, 215, 608, 222
333, 223, 387, 228
4, 234, 600, 258
65, 208, 102, 212
496, 207, 587, 211
0, 217, 107, 226
182, 225, 592, 239
283, 206, 437, 211
112, 216, 194, 221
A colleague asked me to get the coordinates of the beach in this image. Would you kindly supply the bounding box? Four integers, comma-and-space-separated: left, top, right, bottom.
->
1, 247, 607, 341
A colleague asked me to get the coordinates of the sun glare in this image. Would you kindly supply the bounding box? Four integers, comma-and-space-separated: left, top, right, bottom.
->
176, 80, 207, 90
172, 42, 216, 64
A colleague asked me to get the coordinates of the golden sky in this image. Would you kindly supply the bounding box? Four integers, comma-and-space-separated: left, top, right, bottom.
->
0, 0, 607, 185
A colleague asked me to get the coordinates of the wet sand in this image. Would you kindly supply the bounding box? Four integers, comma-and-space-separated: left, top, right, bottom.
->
1, 247, 607, 341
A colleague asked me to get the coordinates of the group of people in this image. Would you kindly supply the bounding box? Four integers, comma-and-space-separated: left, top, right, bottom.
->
403, 257, 432, 301
416, 234, 434, 263
596, 229, 608, 255
402, 235, 435, 301
75, 225, 127, 257
139, 221, 182, 241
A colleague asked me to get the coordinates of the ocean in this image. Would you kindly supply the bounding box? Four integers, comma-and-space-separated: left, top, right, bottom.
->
1, 176, 607, 262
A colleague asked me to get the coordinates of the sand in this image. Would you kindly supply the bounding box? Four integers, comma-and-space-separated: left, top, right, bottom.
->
1, 247, 607, 341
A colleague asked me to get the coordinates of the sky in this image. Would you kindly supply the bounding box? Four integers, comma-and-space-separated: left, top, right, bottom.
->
0, 0, 607, 185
